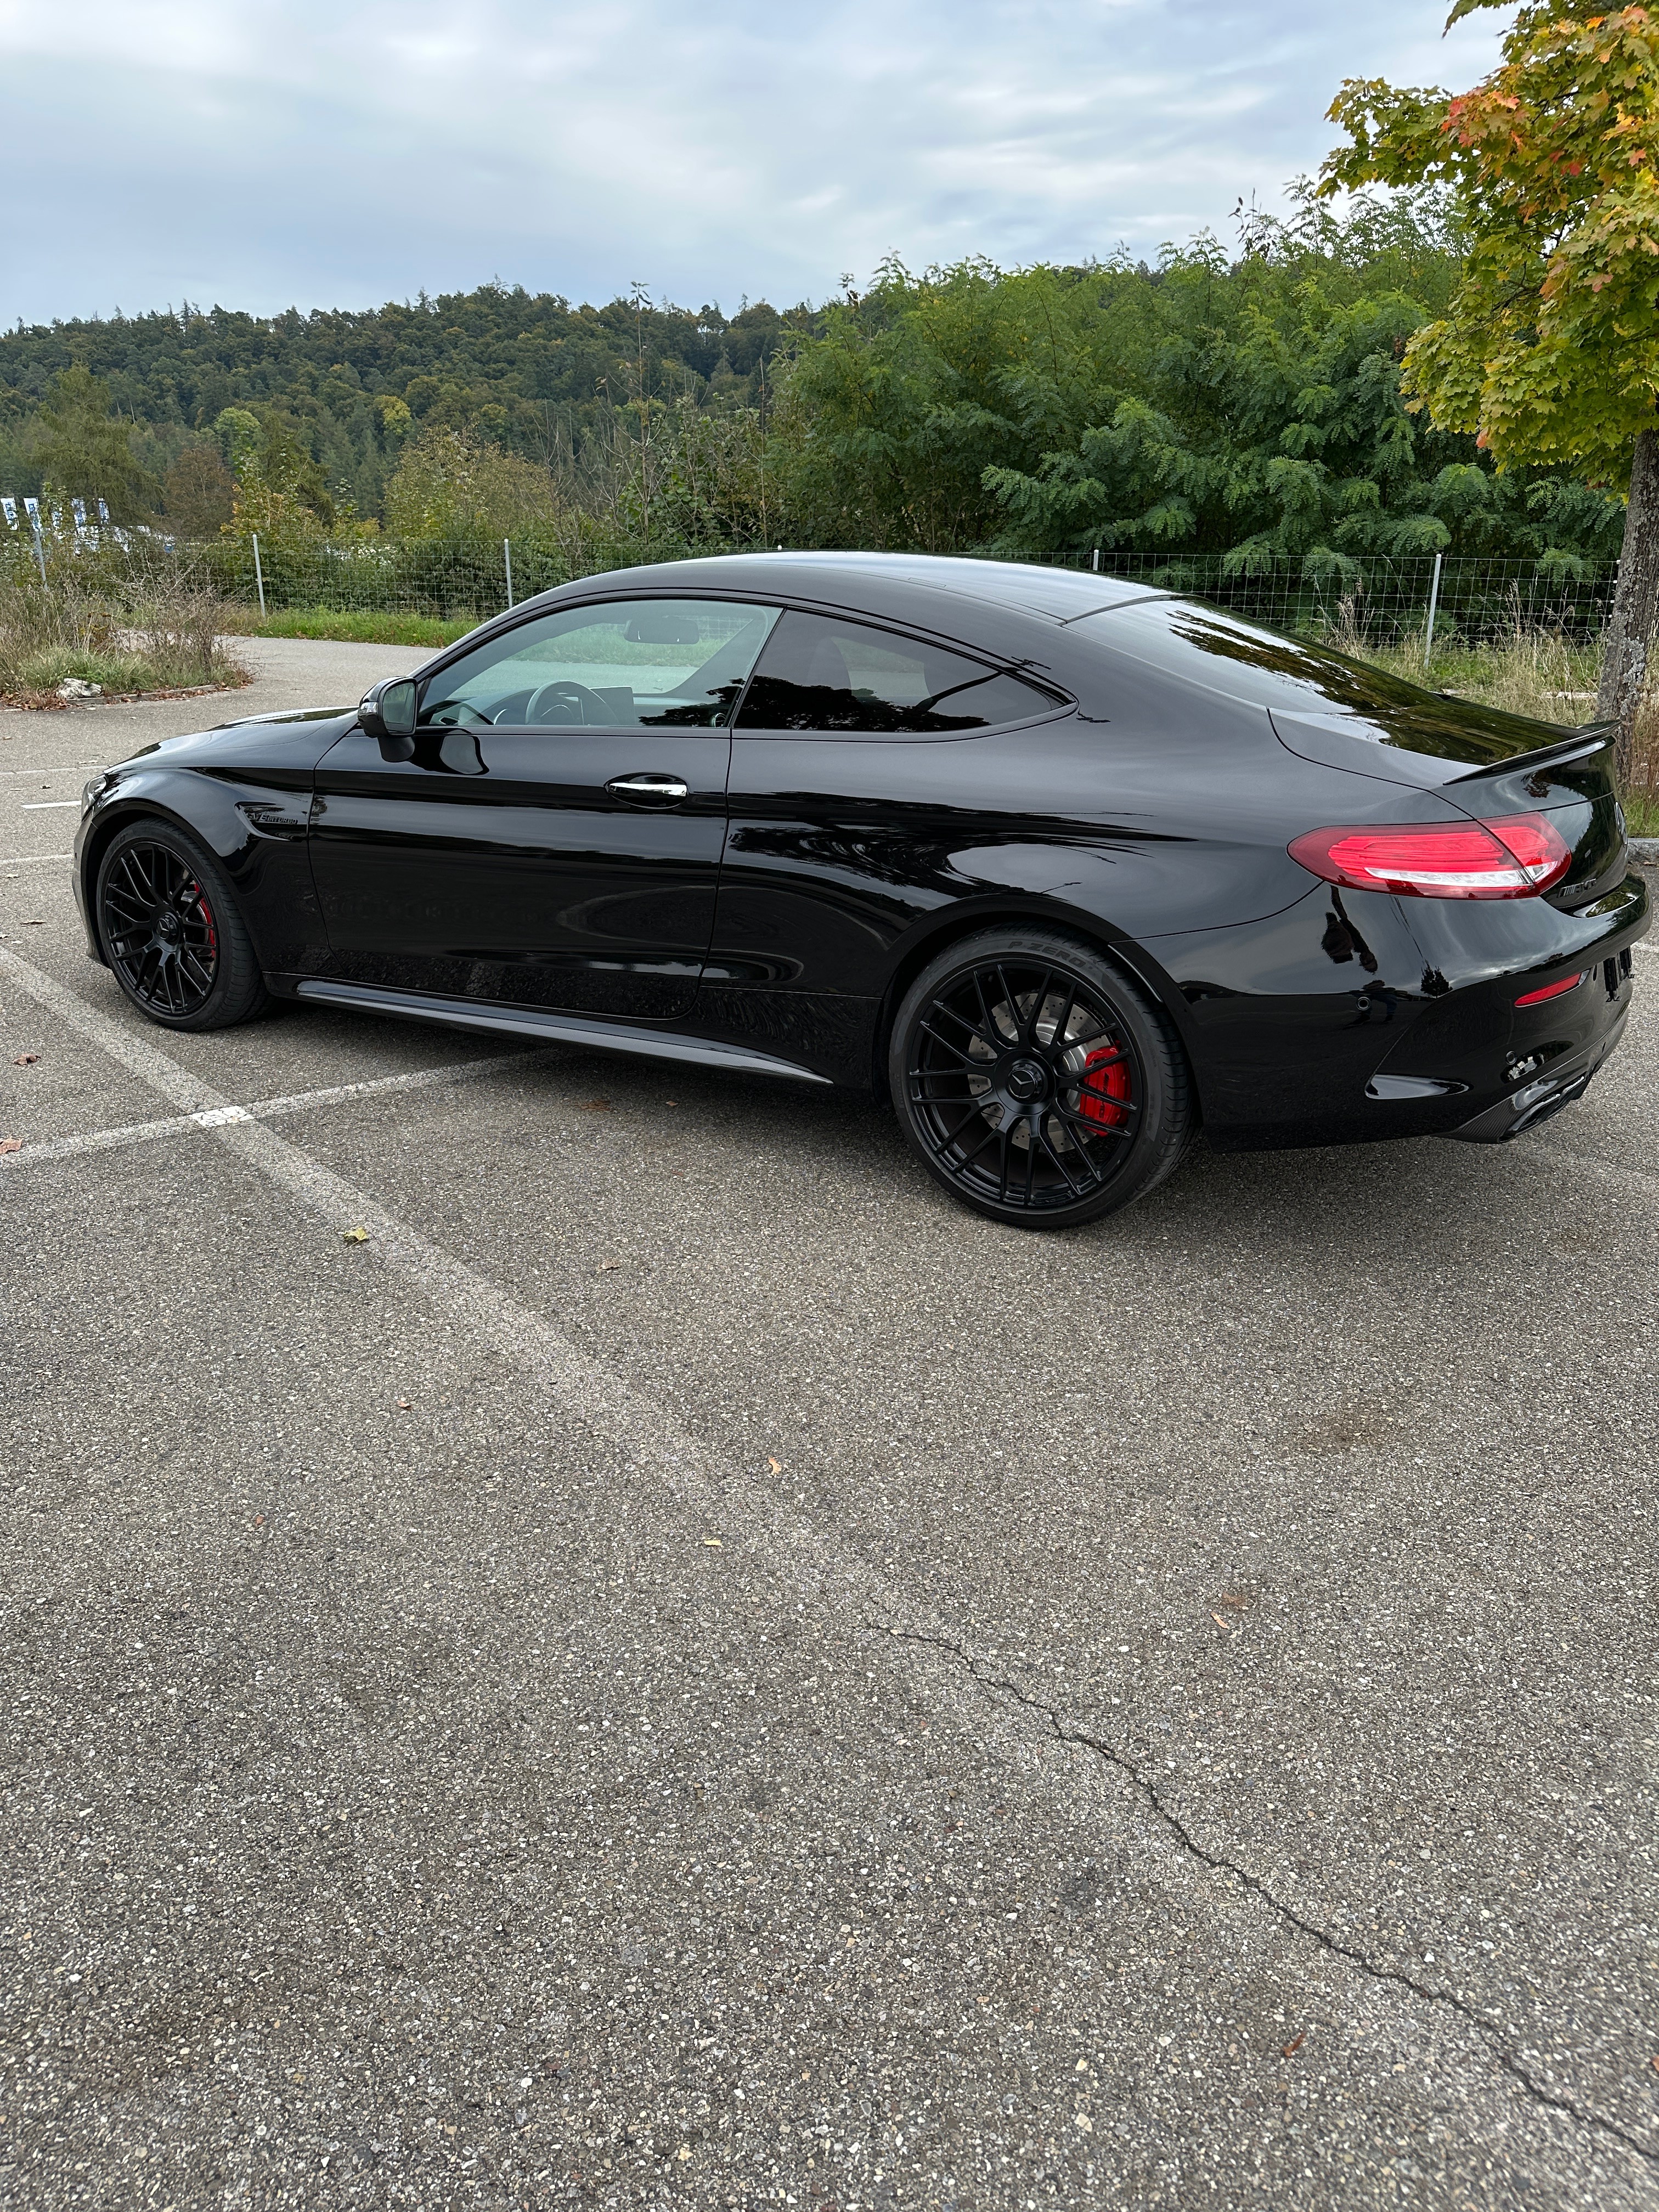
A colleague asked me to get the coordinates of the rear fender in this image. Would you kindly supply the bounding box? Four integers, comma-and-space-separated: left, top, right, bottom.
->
870, 891, 1203, 1105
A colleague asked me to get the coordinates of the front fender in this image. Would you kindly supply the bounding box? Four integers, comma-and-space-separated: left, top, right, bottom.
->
76, 760, 326, 977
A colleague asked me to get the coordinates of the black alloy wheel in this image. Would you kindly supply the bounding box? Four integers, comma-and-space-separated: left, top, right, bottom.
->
889, 928, 1193, 1228
95, 821, 270, 1031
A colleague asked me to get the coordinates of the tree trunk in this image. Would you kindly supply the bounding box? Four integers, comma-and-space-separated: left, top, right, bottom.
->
1595, 426, 1659, 782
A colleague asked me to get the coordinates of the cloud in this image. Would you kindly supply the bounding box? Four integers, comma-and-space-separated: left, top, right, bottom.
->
0, 0, 1503, 323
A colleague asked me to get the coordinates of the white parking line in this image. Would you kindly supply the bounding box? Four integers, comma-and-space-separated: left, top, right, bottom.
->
0, 937, 896, 1611
8, 935, 1659, 2147
0, 765, 105, 779
0, 853, 72, 866
21, 801, 80, 811
2, 1052, 551, 1167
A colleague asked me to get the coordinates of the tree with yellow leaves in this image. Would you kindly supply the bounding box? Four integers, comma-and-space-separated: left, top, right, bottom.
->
1324, 2, 1659, 766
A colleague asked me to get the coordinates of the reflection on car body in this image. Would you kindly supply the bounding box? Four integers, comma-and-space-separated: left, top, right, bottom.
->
74, 552, 1647, 1227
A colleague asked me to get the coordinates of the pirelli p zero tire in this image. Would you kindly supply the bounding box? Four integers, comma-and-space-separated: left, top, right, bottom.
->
888, 927, 1195, 1229
95, 818, 272, 1031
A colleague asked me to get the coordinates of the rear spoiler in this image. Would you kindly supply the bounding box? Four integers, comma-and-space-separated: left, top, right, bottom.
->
1446, 723, 1615, 785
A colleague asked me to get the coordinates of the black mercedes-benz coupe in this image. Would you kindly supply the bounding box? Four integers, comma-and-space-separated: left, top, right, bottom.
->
74, 553, 1646, 1227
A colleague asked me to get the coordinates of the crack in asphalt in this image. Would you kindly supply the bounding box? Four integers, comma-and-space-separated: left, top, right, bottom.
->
876, 1620, 1658, 2169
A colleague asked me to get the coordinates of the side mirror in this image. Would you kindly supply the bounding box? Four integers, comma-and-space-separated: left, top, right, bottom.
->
358, 677, 418, 760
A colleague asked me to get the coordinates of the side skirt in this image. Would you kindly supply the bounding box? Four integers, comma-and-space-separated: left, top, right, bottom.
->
291, 978, 833, 1085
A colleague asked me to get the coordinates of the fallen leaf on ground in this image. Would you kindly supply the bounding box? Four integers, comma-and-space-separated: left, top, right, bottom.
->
1220, 1593, 1248, 1607
396, 1397, 411, 1410
702, 1536, 722, 1548
1210, 1611, 1233, 1632
1282, 2032, 1305, 2058
341, 1226, 370, 1244
767, 1456, 782, 1475
596, 1259, 622, 1272
23, 919, 44, 927
1074, 2112, 1094, 2132
13, 1054, 38, 1066
580, 1097, 612, 1112
0, 1138, 21, 1155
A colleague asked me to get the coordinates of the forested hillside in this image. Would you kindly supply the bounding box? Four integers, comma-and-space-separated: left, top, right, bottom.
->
0, 189, 1629, 571
0, 286, 800, 524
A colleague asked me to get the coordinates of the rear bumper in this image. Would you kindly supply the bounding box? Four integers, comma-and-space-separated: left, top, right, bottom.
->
1381, 878, 1645, 1143
1442, 995, 1630, 1142
1161, 867, 1647, 1152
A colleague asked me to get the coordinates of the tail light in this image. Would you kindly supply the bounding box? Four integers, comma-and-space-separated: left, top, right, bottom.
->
1288, 812, 1572, 899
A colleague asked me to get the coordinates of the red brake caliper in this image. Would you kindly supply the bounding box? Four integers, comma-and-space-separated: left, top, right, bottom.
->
1078, 1043, 1130, 1128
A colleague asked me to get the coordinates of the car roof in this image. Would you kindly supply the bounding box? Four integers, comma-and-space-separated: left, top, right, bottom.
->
538, 550, 1153, 628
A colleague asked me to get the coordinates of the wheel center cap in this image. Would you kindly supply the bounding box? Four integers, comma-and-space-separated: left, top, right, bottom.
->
157, 910, 180, 940
1006, 1056, 1048, 1103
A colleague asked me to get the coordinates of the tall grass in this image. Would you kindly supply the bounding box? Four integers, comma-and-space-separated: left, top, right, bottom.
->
0, 551, 248, 706
1328, 600, 1659, 836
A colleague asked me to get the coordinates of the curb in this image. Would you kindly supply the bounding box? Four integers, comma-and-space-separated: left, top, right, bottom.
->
1632, 838, 1659, 869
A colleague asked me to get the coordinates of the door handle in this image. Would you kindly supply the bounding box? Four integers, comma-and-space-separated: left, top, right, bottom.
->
606, 772, 690, 808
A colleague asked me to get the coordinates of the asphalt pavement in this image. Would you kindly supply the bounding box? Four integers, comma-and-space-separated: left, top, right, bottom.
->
1, 639, 1656, 2211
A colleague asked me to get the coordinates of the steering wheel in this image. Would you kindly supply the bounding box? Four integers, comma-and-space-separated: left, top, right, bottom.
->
524, 680, 609, 726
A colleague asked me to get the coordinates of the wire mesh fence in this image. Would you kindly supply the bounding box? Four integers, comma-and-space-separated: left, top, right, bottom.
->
990, 550, 1617, 648
190, 539, 1619, 650
179, 533, 579, 624
0, 514, 1626, 649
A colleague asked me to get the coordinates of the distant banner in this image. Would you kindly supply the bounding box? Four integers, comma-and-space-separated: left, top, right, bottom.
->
22, 497, 41, 531
72, 498, 87, 534
96, 498, 109, 524
1, 497, 15, 530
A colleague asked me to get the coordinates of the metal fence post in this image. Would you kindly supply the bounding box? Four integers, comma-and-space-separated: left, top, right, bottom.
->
1423, 551, 1443, 667
1091, 547, 1101, 572
503, 538, 514, 610
251, 533, 267, 619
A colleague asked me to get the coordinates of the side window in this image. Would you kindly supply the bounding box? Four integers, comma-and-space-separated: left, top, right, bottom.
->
418, 599, 781, 730
734, 610, 1060, 735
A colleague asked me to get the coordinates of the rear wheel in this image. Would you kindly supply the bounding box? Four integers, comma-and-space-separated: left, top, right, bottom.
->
95, 820, 270, 1031
888, 928, 1193, 1228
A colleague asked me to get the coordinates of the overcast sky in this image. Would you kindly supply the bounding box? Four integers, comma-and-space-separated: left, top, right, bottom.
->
2, 1, 1506, 327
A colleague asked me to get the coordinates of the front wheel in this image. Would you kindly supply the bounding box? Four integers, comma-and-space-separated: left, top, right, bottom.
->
95, 820, 271, 1031
888, 928, 1194, 1228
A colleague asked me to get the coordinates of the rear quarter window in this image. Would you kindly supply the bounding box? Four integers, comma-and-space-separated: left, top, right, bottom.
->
736, 610, 1062, 735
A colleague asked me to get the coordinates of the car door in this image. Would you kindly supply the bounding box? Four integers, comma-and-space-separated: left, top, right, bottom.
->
709, 608, 1068, 1009
309, 596, 780, 1020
